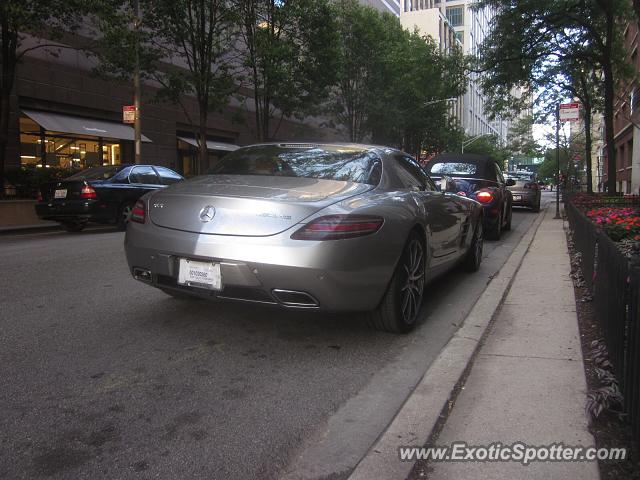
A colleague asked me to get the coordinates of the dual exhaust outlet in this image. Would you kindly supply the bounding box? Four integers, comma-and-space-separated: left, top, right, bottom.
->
132, 267, 319, 308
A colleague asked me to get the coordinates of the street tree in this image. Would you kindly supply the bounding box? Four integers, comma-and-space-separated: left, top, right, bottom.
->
236, 0, 340, 141
506, 115, 541, 158
329, 2, 466, 155
370, 25, 467, 156
0, 0, 89, 193
476, 0, 631, 194
329, 0, 386, 143
91, 0, 239, 174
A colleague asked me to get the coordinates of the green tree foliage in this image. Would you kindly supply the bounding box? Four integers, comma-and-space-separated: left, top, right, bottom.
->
236, 0, 340, 141
0, 0, 89, 193
329, 1, 467, 156
506, 115, 540, 158
91, 0, 239, 173
475, 0, 631, 194
462, 134, 511, 167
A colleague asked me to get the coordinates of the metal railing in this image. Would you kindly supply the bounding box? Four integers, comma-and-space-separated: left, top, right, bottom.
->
566, 201, 640, 440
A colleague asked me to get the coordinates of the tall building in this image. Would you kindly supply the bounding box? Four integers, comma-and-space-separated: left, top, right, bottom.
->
606, 19, 640, 194
360, 0, 401, 16
400, 0, 510, 145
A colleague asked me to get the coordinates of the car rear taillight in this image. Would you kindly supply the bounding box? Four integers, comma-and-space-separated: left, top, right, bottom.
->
81, 185, 98, 199
36, 191, 43, 202
130, 200, 146, 224
475, 190, 494, 203
291, 215, 384, 240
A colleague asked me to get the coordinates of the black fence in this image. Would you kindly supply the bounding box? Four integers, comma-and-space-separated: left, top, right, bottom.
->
566, 202, 640, 441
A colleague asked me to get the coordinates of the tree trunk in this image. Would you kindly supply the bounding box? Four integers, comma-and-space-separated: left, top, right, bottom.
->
197, 107, 208, 175
0, 88, 10, 196
1, 20, 17, 196
603, 8, 617, 194
584, 103, 593, 193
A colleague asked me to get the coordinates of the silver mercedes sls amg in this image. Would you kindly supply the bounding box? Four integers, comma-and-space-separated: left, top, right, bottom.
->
124, 143, 484, 332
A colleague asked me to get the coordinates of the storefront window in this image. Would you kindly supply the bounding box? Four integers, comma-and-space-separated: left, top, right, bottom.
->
19, 115, 123, 169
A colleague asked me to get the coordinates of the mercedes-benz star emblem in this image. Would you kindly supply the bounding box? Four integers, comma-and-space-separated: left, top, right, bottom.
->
199, 205, 216, 222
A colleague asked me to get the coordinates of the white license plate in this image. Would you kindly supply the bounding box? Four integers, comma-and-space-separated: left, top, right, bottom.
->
177, 259, 222, 290
54, 189, 67, 199
513, 195, 521, 201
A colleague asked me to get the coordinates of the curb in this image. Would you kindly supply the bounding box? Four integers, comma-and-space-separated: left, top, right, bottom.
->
0, 223, 61, 235
347, 205, 551, 480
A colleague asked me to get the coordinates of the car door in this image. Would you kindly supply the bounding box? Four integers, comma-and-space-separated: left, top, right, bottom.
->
396, 156, 462, 266
128, 166, 164, 201
154, 166, 184, 186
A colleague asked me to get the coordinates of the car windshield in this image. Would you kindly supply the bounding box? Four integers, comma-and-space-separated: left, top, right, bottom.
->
429, 162, 478, 176
66, 166, 123, 181
508, 172, 535, 181
208, 145, 382, 185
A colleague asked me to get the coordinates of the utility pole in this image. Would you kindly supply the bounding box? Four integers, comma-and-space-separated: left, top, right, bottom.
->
133, 0, 142, 164
555, 104, 561, 219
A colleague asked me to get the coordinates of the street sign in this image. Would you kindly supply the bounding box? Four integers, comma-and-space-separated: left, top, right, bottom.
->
559, 103, 580, 122
123, 105, 135, 124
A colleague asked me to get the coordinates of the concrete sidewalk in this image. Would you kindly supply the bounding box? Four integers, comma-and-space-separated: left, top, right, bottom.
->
424, 208, 598, 479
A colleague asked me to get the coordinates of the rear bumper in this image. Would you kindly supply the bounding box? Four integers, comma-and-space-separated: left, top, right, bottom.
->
35, 200, 114, 223
124, 220, 402, 312
510, 191, 539, 207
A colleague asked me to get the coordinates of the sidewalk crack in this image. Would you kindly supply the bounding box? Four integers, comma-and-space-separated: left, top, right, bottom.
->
479, 352, 578, 362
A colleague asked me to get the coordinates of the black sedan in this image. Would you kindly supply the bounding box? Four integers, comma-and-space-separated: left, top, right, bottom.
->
35, 164, 183, 232
425, 153, 514, 240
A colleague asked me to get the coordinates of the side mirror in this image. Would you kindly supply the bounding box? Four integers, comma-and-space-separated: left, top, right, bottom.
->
506, 178, 516, 186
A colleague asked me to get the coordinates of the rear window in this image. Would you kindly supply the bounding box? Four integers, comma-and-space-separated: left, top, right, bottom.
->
67, 166, 123, 181
209, 145, 382, 185
508, 172, 535, 182
429, 162, 478, 176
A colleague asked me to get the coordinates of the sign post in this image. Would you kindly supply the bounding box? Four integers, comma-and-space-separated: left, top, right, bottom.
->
555, 102, 581, 219
122, 105, 135, 124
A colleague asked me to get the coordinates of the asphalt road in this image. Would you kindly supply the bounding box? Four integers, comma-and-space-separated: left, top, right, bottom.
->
0, 193, 554, 480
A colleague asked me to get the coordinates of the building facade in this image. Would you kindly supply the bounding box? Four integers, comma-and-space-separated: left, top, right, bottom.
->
360, 0, 401, 16
606, 19, 640, 194
399, 0, 511, 145
5, 37, 340, 179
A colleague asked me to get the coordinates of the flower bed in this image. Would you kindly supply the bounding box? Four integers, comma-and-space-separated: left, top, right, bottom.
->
569, 193, 640, 245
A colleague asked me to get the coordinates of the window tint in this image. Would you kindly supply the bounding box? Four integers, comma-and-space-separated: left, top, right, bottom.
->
156, 167, 183, 185
396, 156, 427, 190
210, 145, 382, 185
67, 166, 122, 181
130, 166, 160, 184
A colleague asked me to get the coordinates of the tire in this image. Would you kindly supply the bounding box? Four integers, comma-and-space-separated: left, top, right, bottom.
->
61, 221, 86, 232
117, 202, 134, 231
366, 232, 425, 333
486, 212, 502, 240
463, 220, 483, 272
532, 197, 540, 212
503, 204, 512, 231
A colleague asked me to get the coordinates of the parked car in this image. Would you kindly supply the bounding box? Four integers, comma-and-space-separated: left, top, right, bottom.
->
35, 164, 184, 232
425, 153, 514, 240
125, 143, 485, 333
506, 171, 541, 211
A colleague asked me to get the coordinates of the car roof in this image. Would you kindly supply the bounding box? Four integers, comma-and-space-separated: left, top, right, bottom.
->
239, 142, 401, 155
426, 153, 499, 179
